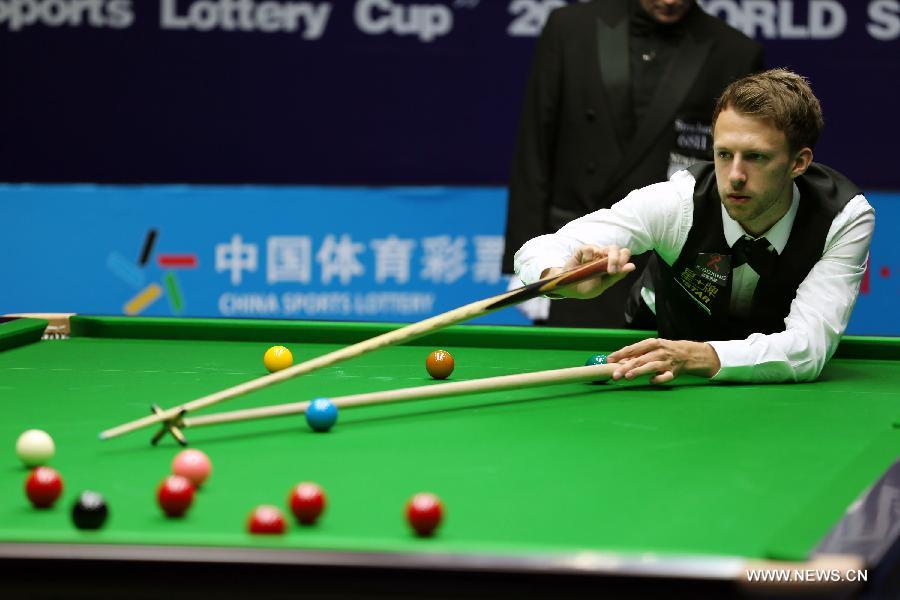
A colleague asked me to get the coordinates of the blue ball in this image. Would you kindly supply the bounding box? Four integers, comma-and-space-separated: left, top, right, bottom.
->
306, 398, 338, 432
584, 354, 607, 366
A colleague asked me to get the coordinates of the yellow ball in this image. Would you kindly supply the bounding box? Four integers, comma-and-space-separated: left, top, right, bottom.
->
264, 345, 293, 373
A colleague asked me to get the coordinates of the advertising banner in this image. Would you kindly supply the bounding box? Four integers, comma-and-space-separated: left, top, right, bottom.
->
0, 184, 527, 325
2, 184, 897, 335
1, 0, 898, 187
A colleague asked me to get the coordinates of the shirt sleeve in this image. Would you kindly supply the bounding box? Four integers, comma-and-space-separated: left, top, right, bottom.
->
708, 194, 875, 382
513, 171, 695, 285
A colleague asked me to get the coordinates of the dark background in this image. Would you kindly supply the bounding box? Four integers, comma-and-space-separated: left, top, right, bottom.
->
1, 0, 897, 188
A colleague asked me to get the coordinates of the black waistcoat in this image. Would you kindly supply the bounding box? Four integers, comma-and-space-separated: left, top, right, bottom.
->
654, 161, 860, 341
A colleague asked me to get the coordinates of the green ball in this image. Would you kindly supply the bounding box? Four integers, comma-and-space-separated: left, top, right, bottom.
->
584, 354, 607, 366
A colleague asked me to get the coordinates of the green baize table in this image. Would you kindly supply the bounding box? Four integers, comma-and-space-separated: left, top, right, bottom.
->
1, 316, 898, 598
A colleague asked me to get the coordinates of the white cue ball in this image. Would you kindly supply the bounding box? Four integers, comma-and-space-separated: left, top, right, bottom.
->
16, 429, 55, 467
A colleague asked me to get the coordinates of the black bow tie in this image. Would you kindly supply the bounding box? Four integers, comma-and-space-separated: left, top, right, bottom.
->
732, 236, 778, 277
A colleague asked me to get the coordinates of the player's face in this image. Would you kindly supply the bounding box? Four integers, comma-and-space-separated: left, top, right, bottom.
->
639, 0, 694, 24
713, 108, 812, 237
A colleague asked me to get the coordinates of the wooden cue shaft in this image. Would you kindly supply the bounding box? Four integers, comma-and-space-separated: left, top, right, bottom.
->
182, 363, 617, 428
98, 256, 609, 441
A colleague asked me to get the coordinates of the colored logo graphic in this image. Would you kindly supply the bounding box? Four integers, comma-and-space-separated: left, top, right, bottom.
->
107, 229, 197, 315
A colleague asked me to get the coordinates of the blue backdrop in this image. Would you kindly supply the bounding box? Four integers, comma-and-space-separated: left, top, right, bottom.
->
1, 184, 897, 335
0, 184, 523, 324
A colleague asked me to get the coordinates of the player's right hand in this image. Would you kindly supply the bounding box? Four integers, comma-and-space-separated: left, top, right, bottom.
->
543, 245, 636, 299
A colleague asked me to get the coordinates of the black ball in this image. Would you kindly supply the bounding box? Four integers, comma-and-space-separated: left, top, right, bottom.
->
72, 491, 108, 530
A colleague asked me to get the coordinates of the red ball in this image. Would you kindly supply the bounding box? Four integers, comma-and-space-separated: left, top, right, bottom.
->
247, 505, 286, 534
289, 482, 326, 525
25, 466, 63, 508
425, 350, 454, 380
157, 475, 195, 517
406, 492, 443, 537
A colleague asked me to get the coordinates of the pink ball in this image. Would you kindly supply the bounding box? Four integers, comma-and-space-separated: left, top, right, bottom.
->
172, 449, 212, 487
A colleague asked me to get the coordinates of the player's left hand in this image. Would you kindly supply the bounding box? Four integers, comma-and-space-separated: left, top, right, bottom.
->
607, 338, 721, 384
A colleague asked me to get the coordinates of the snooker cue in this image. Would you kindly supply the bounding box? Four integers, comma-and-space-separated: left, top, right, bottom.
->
98, 256, 609, 441
182, 362, 618, 429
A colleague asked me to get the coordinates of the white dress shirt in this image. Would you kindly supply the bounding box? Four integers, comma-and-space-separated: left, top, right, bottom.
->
514, 169, 875, 383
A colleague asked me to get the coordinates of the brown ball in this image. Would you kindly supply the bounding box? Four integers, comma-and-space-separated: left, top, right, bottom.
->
425, 349, 454, 380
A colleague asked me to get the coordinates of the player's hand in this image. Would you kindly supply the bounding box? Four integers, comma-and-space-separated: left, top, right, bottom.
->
541, 245, 636, 299
607, 338, 721, 384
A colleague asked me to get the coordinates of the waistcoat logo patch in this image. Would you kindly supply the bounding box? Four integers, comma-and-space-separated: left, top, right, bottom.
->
674, 253, 730, 315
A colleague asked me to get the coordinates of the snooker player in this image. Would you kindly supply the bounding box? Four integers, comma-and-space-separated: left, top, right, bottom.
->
514, 69, 874, 384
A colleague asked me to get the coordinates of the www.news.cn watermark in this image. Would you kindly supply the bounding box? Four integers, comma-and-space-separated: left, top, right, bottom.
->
746, 568, 868, 583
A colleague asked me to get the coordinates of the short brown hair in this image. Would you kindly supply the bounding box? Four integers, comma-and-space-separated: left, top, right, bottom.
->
713, 68, 824, 152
